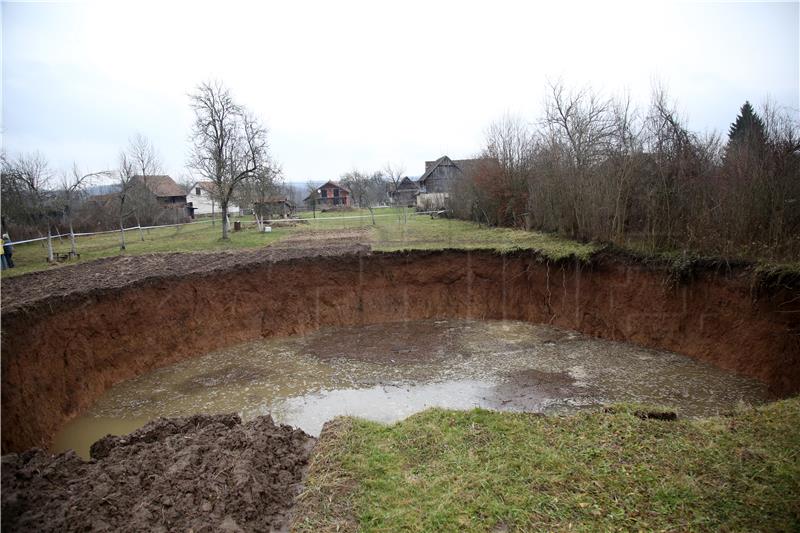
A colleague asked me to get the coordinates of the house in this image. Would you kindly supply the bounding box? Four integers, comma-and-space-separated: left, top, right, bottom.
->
132, 175, 187, 207
416, 156, 484, 209
390, 176, 420, 207
254, 196, 295, 219
304, 180, 352, 208
186, 181, 241, 216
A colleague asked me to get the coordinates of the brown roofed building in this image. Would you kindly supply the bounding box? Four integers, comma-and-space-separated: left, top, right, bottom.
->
132, 175, 187, 206
304, 180, 352, 208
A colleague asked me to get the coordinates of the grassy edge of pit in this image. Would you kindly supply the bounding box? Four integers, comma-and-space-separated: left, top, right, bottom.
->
292, 397, 800, 532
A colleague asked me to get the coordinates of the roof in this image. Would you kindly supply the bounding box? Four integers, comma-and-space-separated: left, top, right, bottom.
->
133, 175, 185, 198
319, 180, 351, 193
255, 196, 293, 205
86, 192, 117, 206
417, 156, 491, 186
192, 181, 221, 195
396, 177, 419, 190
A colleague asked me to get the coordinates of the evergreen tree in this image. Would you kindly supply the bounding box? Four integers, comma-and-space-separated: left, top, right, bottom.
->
728, 101, 766, 148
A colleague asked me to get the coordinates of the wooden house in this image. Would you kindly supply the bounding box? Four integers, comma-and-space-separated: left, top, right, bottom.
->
416, 156, 485, 209
390, 176, 420, 207
304, 180, 352, 208
132, 175, 187, 207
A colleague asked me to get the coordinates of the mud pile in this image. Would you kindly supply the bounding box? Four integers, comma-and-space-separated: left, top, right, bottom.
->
1, 414, 315, 532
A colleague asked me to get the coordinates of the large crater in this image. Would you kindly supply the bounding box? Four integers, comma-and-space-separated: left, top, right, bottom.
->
2, 248, 799, 452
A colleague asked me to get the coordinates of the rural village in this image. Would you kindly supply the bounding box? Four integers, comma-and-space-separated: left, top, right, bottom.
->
1, 2, 799, 532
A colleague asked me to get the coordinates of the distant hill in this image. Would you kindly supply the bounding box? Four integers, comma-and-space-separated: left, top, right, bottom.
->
86, 184, 120, 196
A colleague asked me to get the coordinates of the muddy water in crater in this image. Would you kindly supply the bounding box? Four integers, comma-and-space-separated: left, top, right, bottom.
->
54, 320, 773, 458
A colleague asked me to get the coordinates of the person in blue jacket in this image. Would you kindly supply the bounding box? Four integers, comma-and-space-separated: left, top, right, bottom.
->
2, 233, 14, 268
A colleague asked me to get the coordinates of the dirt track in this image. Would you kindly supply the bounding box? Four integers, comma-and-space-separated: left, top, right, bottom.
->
1, 414, 314, 532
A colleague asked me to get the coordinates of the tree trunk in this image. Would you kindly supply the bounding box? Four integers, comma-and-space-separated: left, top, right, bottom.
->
69, 218, 77, 255
119, 218, 127, 251
368, 206, 376, 225
221, 202, 229, 240
211, 200, 216, 226
46, 226, 54, 263
134, 211, 145, 241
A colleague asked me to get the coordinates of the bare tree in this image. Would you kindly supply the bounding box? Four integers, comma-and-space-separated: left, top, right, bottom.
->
341, 170, 386, 224
122, 135, 165, 239
2, 152, 56, 261
237, 159, 284, 229
482, 114, 536, 227
543, 81, 615, 238
58, 164, 110, 255
128, 133, 162, 178
382, 162, 405, 200
306, 182, 320, 218
116, 152, 138, 250
188, 81, 269, 239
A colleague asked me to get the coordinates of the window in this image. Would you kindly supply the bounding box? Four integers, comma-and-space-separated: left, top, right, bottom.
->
333, 188, 340, 197
196, 187, 201, 195
320, 189, 327, 198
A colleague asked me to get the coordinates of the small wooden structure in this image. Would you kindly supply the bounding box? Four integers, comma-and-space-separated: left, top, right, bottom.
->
390, 177, 420, 207
254, 196, 295, 219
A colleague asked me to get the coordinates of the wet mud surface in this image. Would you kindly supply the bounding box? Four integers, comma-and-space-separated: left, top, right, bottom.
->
2, 414, 314, 533
54, 320, 774, 458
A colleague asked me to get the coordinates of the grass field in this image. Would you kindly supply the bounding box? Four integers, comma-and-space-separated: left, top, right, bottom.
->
294, 399, 800, 532
1, 209, 599, 278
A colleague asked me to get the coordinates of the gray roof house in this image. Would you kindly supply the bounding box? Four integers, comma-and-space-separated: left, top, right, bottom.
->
390, 177, 420, 206
416, 155, 488, 209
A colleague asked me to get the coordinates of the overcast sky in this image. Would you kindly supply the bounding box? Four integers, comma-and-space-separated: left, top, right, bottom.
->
3, 0, 798, 183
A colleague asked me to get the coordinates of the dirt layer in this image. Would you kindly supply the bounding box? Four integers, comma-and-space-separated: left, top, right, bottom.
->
2, 248, 799, 453
1, 414, 315, 532
0, 243, 369, 313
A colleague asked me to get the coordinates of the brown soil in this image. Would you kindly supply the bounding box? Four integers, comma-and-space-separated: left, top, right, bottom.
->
0, 244, 369, 312
1, 414, 314, 532
2, 248, 799, 454
273, 228, 373, 248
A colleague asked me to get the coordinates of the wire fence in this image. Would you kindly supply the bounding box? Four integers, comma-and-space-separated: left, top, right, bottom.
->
6, 209, 445, 246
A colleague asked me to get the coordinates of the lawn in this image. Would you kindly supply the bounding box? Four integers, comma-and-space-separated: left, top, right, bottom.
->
293, 399, 800, 532
1, 210, 599, 278
1, 220, 289, 277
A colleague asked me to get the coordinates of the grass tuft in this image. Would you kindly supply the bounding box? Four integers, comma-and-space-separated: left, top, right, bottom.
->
294, 399, 800, 532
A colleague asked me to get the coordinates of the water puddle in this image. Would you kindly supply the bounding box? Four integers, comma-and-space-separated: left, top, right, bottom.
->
54, 320, 774, 458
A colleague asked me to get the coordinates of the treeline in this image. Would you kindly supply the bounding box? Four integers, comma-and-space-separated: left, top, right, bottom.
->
450, 83, 800, 261
1, 81, 285, 251
1, 136, 190, 243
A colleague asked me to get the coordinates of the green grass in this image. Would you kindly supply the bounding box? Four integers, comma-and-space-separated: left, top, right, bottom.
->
2, 211, 599, 278
294, 399, 800, 532
372, 215, 600, 260
1, 221, 288, 278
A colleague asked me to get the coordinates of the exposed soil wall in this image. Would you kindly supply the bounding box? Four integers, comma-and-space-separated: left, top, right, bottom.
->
2, 249, 799, 452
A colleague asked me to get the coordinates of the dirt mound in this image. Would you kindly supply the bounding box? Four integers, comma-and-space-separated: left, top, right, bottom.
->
272, 228, 373, 248
1, 414, 315, 532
